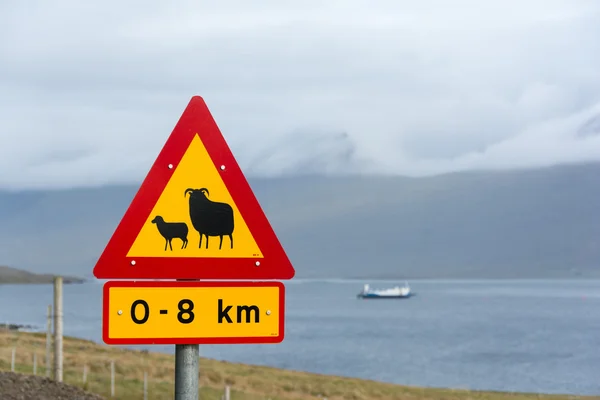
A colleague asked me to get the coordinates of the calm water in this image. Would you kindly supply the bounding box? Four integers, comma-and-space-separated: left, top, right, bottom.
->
1, 279, 599, 395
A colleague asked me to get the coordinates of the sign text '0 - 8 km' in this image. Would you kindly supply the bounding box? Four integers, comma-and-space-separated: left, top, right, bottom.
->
129, 297, 264, 325
103, 281, 284, 345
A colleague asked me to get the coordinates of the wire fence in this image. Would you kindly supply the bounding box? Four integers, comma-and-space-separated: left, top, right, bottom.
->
0, 343, 236, 400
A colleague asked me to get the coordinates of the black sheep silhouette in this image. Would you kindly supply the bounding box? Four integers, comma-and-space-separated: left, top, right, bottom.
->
184, 187, 234, 249
151, 216, 189, 251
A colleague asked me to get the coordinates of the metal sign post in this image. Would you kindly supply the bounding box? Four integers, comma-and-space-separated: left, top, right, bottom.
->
174, 344, 199, 400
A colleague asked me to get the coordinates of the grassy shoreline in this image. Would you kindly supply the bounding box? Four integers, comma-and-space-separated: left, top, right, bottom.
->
0, 330, 597, 400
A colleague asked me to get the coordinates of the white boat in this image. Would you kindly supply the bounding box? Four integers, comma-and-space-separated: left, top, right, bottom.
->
356, 282, 412, 299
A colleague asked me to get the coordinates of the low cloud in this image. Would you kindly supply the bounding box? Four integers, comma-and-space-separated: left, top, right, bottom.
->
1, 0, 600, 190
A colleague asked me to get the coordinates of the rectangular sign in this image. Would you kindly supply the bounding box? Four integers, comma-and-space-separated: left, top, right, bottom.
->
102, 280, 284, 345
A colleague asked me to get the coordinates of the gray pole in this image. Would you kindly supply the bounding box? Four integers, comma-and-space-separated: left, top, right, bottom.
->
53, 276, 63, 382
174, 344, 199, 400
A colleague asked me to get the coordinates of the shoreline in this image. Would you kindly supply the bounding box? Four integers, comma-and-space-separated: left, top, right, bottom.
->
0, 323, 38, 332
4, 276, 600, 284
0, 277, 86, 285
1, 329, 598, 399
0, 265, 85, 285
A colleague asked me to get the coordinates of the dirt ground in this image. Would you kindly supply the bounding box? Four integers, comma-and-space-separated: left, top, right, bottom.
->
0, 371, 105, 400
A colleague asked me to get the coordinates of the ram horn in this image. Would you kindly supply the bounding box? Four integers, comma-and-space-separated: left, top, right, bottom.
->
184, 188, 195, 197
198, 188, 210, 197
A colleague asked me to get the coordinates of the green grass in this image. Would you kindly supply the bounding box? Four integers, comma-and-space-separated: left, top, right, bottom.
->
1, 330, 597, 400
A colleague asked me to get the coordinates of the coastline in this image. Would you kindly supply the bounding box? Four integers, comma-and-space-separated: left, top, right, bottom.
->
0, 279, 85, 285
0, 329, 598, 400
0, 265, 85, 285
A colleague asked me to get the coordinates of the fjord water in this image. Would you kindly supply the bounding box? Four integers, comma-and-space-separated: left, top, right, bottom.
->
1, 279, 599, 395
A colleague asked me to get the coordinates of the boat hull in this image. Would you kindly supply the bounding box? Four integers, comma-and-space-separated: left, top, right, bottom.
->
357, 293, 412, 299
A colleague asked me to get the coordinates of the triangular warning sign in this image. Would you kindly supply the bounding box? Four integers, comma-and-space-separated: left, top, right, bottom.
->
93, 96, 295, 280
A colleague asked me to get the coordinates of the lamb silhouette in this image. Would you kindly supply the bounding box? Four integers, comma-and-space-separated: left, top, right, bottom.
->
151, 215, 189, 251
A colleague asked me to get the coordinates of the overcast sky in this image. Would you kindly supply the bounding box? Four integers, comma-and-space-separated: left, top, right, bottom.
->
1, 0, 600, 190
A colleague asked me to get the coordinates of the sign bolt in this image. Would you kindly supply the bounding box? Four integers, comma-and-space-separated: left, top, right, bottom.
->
117, 310, 123, 315
168, 163, 173, 169
266, 310, 271, 316
255, 261, 260, 267
130, 260, 136, 266
220, 165, 226, 170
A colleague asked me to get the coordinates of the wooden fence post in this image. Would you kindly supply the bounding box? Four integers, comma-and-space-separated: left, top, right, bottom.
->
46, 304, 51, 378
53, 276, 63, 382
143, 371, 148, 400
111, 360, 115, 397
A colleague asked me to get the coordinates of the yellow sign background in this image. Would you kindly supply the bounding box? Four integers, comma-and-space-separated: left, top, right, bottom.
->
107, 286, 280, 339
127, 134, 263, 258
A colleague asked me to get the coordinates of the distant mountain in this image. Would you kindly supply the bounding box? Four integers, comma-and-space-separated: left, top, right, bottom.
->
577, 114, 600, 137
0, 265, 85, 284
0, 162, 599, 279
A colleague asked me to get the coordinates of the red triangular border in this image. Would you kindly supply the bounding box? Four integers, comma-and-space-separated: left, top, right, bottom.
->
93, 96, 295, 280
